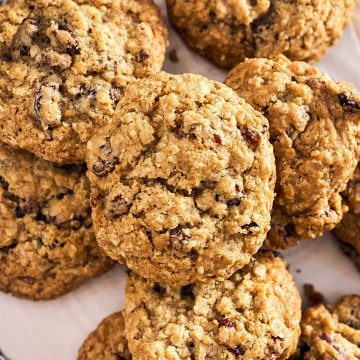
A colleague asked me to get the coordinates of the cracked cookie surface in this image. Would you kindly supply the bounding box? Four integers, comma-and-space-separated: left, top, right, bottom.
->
225, 55, 360, 249
86, 72, 275, 285
0, 142, 113, 300
294, 296, 360, 359
333, 164, 360, 271
78, 311, 131, 360
0, 0, 168, 164
124, 251, 301, 360
166, 0, 355, 69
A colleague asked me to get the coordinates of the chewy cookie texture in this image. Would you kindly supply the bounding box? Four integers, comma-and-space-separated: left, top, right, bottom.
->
0, 142, 113, 300
293, 295, 360, 359
86, 72, 276, 285
333, 164, 360, 270
78, 311, 131, 360
124, 251, 301, 360
166, 0, 355, 68
225, 55, 360, 249
0, 0, 168, 164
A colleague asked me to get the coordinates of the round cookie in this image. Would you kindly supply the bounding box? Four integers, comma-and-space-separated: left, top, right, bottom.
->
225, 55, 360, 249
333, 164, 360, 270
86, 72, 276, 285
78, 311, 131, 360
0, 0, 168, 164
166, 0, 355, 69
295, 296, 360, 359
0, 142, 114, 300
124, 251, 301, 360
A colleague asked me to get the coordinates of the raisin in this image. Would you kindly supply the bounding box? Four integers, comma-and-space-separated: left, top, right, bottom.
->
321, 333, 333, 344
56, 188, 74, 200
5, 191, 20, 204
35, 210, 50, 223
0, 176, 9, 190
227, 197, 242, 208
213, 134, 222, 145
127, 11, 141, 24
34, 93, 43, 121
219, 318, 236, 328
241, 221, 259, 233
169, 226, 189, 244
91, 190, 105, 207
108, 195, 130, 218
92, 156, 119, 177
0, 242, 18, 253
209, 10, 217, 21
251, 3, 274, 34
338, 93, 360, 112
153, 283, 166, 296
15, 206, 26, 218
180, 284, 195, 300
33, 82, 61, 130
55, 23, 80, 55
19, 44, 30, 56
240, 127, 261, 151
188, 342, 195, 359
189, 249, 198, 262
136, 49, 149, 62
224, 344, 246, 356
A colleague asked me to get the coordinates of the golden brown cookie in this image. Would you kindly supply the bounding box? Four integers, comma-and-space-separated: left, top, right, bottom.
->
0, 142, 113, 300
0, 0, 168, 164
124, 251, 301, 360
78, 311, 131, 360
86, 72, 276, 285
333, 164, 360, 270
166, 0, 355, 69
295, 296, 360, 359
225, 55, 360, 249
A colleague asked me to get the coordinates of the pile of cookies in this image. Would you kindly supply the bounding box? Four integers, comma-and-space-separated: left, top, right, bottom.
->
0, 0, 359, 359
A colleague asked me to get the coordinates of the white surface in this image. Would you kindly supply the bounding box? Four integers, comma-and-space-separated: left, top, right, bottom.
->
1, 2, 360, 359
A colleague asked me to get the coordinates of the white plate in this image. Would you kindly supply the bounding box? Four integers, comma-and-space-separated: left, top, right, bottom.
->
0, 2, 359, 359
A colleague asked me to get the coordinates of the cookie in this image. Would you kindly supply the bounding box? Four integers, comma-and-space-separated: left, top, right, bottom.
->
0, 0, 168, 164
86, 72, 276, 285
0, 142, 113, 300
295, 296, 360, 359
78, 311, 131, 360
166, 0, 355, 69
124, 251, 301, 360
333, 164, 360, 270
225, 55, 360, 249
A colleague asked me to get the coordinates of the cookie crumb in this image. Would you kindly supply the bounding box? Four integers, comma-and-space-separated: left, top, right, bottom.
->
303, 284, 325, 306
169, 49, 179, 63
